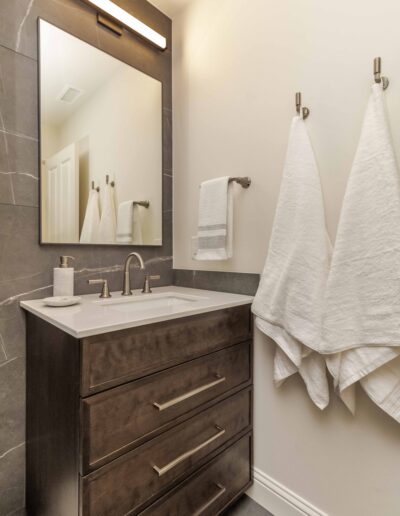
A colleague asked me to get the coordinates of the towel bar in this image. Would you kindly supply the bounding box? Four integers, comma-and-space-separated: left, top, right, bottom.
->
228, 177, 251, 188
133, 200, 150, 208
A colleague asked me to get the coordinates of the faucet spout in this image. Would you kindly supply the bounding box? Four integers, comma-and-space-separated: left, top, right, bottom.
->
122, 252, 145, 296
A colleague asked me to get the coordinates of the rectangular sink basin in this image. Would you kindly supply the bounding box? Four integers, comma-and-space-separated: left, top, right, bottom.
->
96, 292, 206, 313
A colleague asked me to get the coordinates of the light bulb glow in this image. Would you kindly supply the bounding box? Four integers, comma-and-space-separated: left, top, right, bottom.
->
84, 0, 167, 49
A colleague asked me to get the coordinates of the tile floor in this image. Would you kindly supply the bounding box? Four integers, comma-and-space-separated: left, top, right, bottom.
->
225, 495, 273, 515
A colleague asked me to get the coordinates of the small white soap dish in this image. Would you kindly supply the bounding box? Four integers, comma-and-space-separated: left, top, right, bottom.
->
43, 296, 81, 307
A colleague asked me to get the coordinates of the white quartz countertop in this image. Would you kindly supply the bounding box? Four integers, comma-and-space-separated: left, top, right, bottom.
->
20, 286, 253, 338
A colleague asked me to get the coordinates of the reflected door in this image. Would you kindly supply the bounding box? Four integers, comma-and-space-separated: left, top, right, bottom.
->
42, 143, 79, 242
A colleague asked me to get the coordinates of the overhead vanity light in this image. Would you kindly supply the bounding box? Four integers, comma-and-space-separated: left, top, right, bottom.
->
82, 0, 167, 50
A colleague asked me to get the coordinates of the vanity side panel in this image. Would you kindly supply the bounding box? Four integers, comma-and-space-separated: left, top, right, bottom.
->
81, 305, 252, 395
26, 314, 80, 516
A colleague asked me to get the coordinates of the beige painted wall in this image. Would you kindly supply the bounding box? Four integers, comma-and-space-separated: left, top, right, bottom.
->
172, 1, 400, 515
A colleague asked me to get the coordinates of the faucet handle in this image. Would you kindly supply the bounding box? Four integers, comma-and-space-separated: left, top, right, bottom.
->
142, 274, 160, 294
88, 279, 111, 298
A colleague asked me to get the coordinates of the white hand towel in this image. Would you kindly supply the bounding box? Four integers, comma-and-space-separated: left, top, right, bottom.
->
322, 83, 400, 423
132, 204, 143, 245
252, 116, 332, 409
80, 189, 100, 243
194, 177, 233, 260
116, 201, 134, 243
98, 183, 116, 243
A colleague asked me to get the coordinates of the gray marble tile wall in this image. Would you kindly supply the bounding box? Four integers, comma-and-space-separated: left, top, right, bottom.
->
0, 1, 172, 514
173, 269, 260, 296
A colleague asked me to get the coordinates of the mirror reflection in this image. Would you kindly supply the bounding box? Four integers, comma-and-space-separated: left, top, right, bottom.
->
39, 20, 162, 245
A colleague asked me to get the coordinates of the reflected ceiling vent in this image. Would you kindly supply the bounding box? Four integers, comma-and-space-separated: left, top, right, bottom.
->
58, 85, 83, 104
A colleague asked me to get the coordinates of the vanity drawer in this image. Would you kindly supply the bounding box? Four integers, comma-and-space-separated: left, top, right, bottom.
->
81, 390, 251, 516
140, 433, 252, 516
81, 341, 251, 471
81, 305, 251, 395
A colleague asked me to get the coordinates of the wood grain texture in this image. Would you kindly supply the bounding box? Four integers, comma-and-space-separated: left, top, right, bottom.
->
81, 389, 252, 515
81, 341, 251, 471
81, 305, 252, 395
26, 314, 80, 516
141, 433, 252, 516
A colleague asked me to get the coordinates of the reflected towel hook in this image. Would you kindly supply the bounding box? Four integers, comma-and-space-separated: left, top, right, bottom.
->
106, 174, 115, 187
228, 177, 251, 188
133, 200, 150, 208
295, 92, 310, 120
91, 181, 100, 192
374, 57, 389, 90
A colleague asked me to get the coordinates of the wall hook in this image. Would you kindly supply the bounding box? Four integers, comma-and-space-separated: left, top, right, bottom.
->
106, 174, 115, 187
295, 92, 310, 120
91, 181, 100, 192
374, 57, 389, 90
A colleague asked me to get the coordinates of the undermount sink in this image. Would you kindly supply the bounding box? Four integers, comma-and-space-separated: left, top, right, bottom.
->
96, 292, 207, 313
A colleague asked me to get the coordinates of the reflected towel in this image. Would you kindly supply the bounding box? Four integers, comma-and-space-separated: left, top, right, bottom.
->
322, 83, 400, 422
116, 201, 144, 245
116, 201, 133, 243
80, 189, 100, 243
132, 204, 143, 245
252, 116, 332, 409
98, 184, 116, 243
194, 177, 233, 260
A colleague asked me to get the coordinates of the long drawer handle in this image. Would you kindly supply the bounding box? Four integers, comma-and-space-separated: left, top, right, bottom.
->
152, 425, 226, 477
192, 483, 227, 516
153, 374, 226, 411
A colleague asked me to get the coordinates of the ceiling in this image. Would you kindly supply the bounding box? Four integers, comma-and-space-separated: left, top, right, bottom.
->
149, 0, 193, 18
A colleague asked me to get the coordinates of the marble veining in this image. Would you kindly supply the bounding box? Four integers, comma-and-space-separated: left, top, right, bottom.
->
0, 1, 172, 513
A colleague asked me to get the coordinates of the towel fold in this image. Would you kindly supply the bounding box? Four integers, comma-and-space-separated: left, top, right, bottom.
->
80, 189, 100, 243
132, 204, 143, 245
194, 177, 233, 260
116, 201, 133, 243
98, 183, 116, 243
322, 83, 400, 422
252, 116, 332, 409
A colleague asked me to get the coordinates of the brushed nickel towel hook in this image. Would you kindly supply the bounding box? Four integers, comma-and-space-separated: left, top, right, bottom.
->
91, 181, 100, 192
295, 92, 310, 120
374, 57, 389, 90
106, 174, 115, 187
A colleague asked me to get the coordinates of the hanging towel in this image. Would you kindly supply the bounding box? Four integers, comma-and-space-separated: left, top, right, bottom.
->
252, 115, 332, 409
80, 189, 100, 243
116, 201, 133, 243
322, 83, 400, 422
194, 177, 233, 260
132, 204, 143, 245
98, 183, 116, 243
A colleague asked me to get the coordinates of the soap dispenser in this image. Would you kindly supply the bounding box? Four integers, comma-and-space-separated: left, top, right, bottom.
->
53, 256, 75, 297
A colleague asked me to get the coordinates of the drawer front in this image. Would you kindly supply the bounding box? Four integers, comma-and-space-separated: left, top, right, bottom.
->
81, 342, 251, 471
81, 305, 251, 395
81, 390, 251, 516
141, 433, 252, 516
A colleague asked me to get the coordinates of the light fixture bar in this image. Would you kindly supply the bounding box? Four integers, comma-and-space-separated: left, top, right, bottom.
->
83, 0, 167, 50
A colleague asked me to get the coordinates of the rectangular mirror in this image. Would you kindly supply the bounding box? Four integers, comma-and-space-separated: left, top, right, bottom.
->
39, 19, 162, 245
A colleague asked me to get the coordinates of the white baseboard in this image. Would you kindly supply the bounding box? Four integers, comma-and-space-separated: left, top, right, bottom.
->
247, 467, 328, 516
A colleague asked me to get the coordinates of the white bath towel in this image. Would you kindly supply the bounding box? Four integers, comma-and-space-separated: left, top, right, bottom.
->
252, 116, 332, 409
194, 177, 233, 260
80, 189, 100, 243
116, 201, 134, 243
132, 204, 143, 245
322, 83, 400, 422
98, 183, 116, 243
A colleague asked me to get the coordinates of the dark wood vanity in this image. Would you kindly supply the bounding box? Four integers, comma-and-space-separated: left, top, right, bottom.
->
26, 304, 253, 515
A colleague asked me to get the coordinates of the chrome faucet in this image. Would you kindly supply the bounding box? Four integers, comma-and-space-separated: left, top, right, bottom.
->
122, 252, 145, 296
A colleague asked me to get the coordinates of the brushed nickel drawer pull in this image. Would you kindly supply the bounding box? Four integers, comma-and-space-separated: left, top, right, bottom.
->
192, 483, 226, 516
153, 375, 226, 411
152, 425, 226, 477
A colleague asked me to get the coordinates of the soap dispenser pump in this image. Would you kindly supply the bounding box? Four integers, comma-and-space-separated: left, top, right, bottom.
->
53, 256, 75, 297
